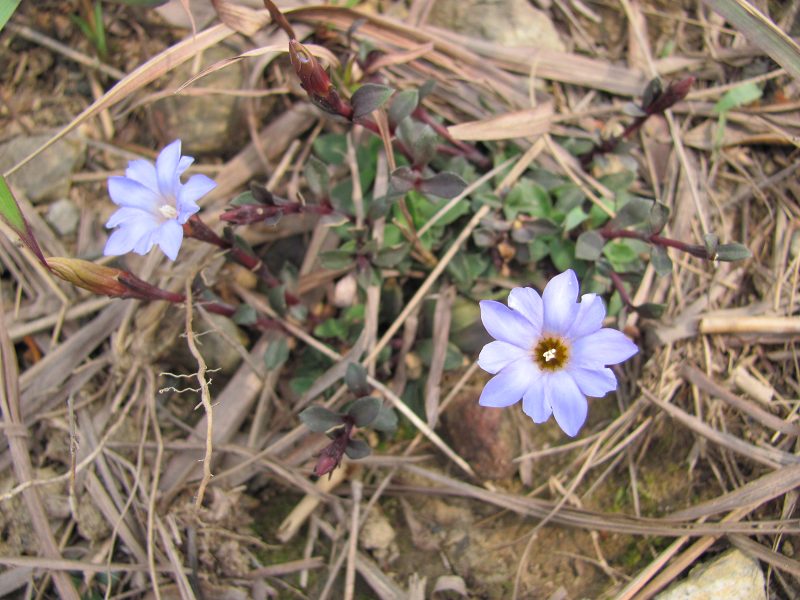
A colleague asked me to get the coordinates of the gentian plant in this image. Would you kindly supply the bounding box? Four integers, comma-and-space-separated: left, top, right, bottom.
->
478, 270, 638, 436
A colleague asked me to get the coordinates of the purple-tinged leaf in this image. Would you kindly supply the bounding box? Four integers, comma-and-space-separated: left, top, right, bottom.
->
351, 83, 394, 120
299, 405, 343, 433
344, 438, 371, 459
418, 172, 467, 199
346, 396, 381, 427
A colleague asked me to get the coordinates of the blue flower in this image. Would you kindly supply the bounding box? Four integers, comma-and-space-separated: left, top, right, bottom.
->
104, 140, 216, 261
478, 270, 638, 437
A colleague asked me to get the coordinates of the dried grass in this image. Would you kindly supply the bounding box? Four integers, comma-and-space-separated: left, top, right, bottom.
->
1, 0, 799, 598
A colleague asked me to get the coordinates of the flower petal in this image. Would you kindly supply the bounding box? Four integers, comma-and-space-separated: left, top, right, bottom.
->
508, 287, 544, 332
155, 139, 182, 197
479, 300, 538, 348
479, 358, 538, 408
542, 269, 580, 335
152, 219, 184, 261
568, 366, 617, 397
108, 176, 161, 213
522, 380, 551, 423
106, 206, 149, 229
177, 173, 216, 219
177, 156, 194, 175
478, 340, 530, 374
103, 216, 158, 256
571, 328, 638, 368
566, 293, 605, 340
125, 159, 159, 193
546, 371, 588, 437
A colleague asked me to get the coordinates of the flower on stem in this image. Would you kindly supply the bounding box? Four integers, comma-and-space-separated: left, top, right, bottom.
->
477, 270, 638, 437
104, 140, 216, 261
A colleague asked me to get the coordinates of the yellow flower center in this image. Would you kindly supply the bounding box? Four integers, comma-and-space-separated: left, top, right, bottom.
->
533, 336, 569, 371
159, 204, 178, 220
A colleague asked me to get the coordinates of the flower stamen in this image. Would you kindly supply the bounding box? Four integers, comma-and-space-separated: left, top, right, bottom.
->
533, 336, 569, 372
159, 204, 178, 220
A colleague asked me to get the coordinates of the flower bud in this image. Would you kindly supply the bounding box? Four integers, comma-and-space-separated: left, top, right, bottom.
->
48, 257, 129, 297
313, 442, 343, 478
289, 40, 352, 118
47, 257, 185, 302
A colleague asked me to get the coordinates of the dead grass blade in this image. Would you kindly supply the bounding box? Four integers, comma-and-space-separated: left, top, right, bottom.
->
682, 365, 800, 437
728, 534, 800, 579
641, 388, 799, 468
4, 23, 236, 178
0, 289, 79, 600
423, 284, 454, 427
667, 464, 800, 521
447, 103, 554, 141
702, 0, 800, 81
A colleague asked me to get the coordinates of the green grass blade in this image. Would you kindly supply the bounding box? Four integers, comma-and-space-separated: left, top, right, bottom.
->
0, 0, 22, 34
0, 176, 48, 267
702, 0, 800, 81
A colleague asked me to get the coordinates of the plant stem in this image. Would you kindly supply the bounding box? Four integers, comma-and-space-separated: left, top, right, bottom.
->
601, 228, 709, 259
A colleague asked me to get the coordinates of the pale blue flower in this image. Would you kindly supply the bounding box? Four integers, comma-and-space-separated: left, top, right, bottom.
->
104, 140, 216, 261
478, 270, 638, 437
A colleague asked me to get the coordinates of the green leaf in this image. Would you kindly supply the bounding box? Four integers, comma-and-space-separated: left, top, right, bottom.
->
549, 238, 575, 272
345, 363, 370, 396
603, 241, 639, 266
388, 89, 419, 124
0, 0, 22, 33
0, 176, 47, 266
649, 202, 670, 234
346, 396, 382, 427
267, 284, 287, 316
716, 242, 752, 262
575, 230, 604, 261
313, 133, 347, 165
313, 318, 349, 341
600, 170, 636, 193
650, 245, 673, 276
503, 180, 550, 220
345, 439, 371, 459
563, 206, 588, 232
373, 243, 409, 268
397, 120, 438, 166
304, 156, 330, 199
351, 83, 394, 119
371, 406, 398, 432
714, 81, 763, 114
703, 233, 719, 257
263, 336, 290, 370
319, 250, 355, 270
230, 191, 258, 206
610, 197, 654, 229
232, 304, 257, 325
299, 405, 343, 433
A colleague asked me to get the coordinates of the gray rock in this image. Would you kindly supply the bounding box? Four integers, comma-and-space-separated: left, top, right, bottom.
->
656, 549, 765, 600
150, 45, 249, 156
196, 312, 249, 374
46, 198, 80, 236
0, 134, 86, 203
428, 0, 564, 51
